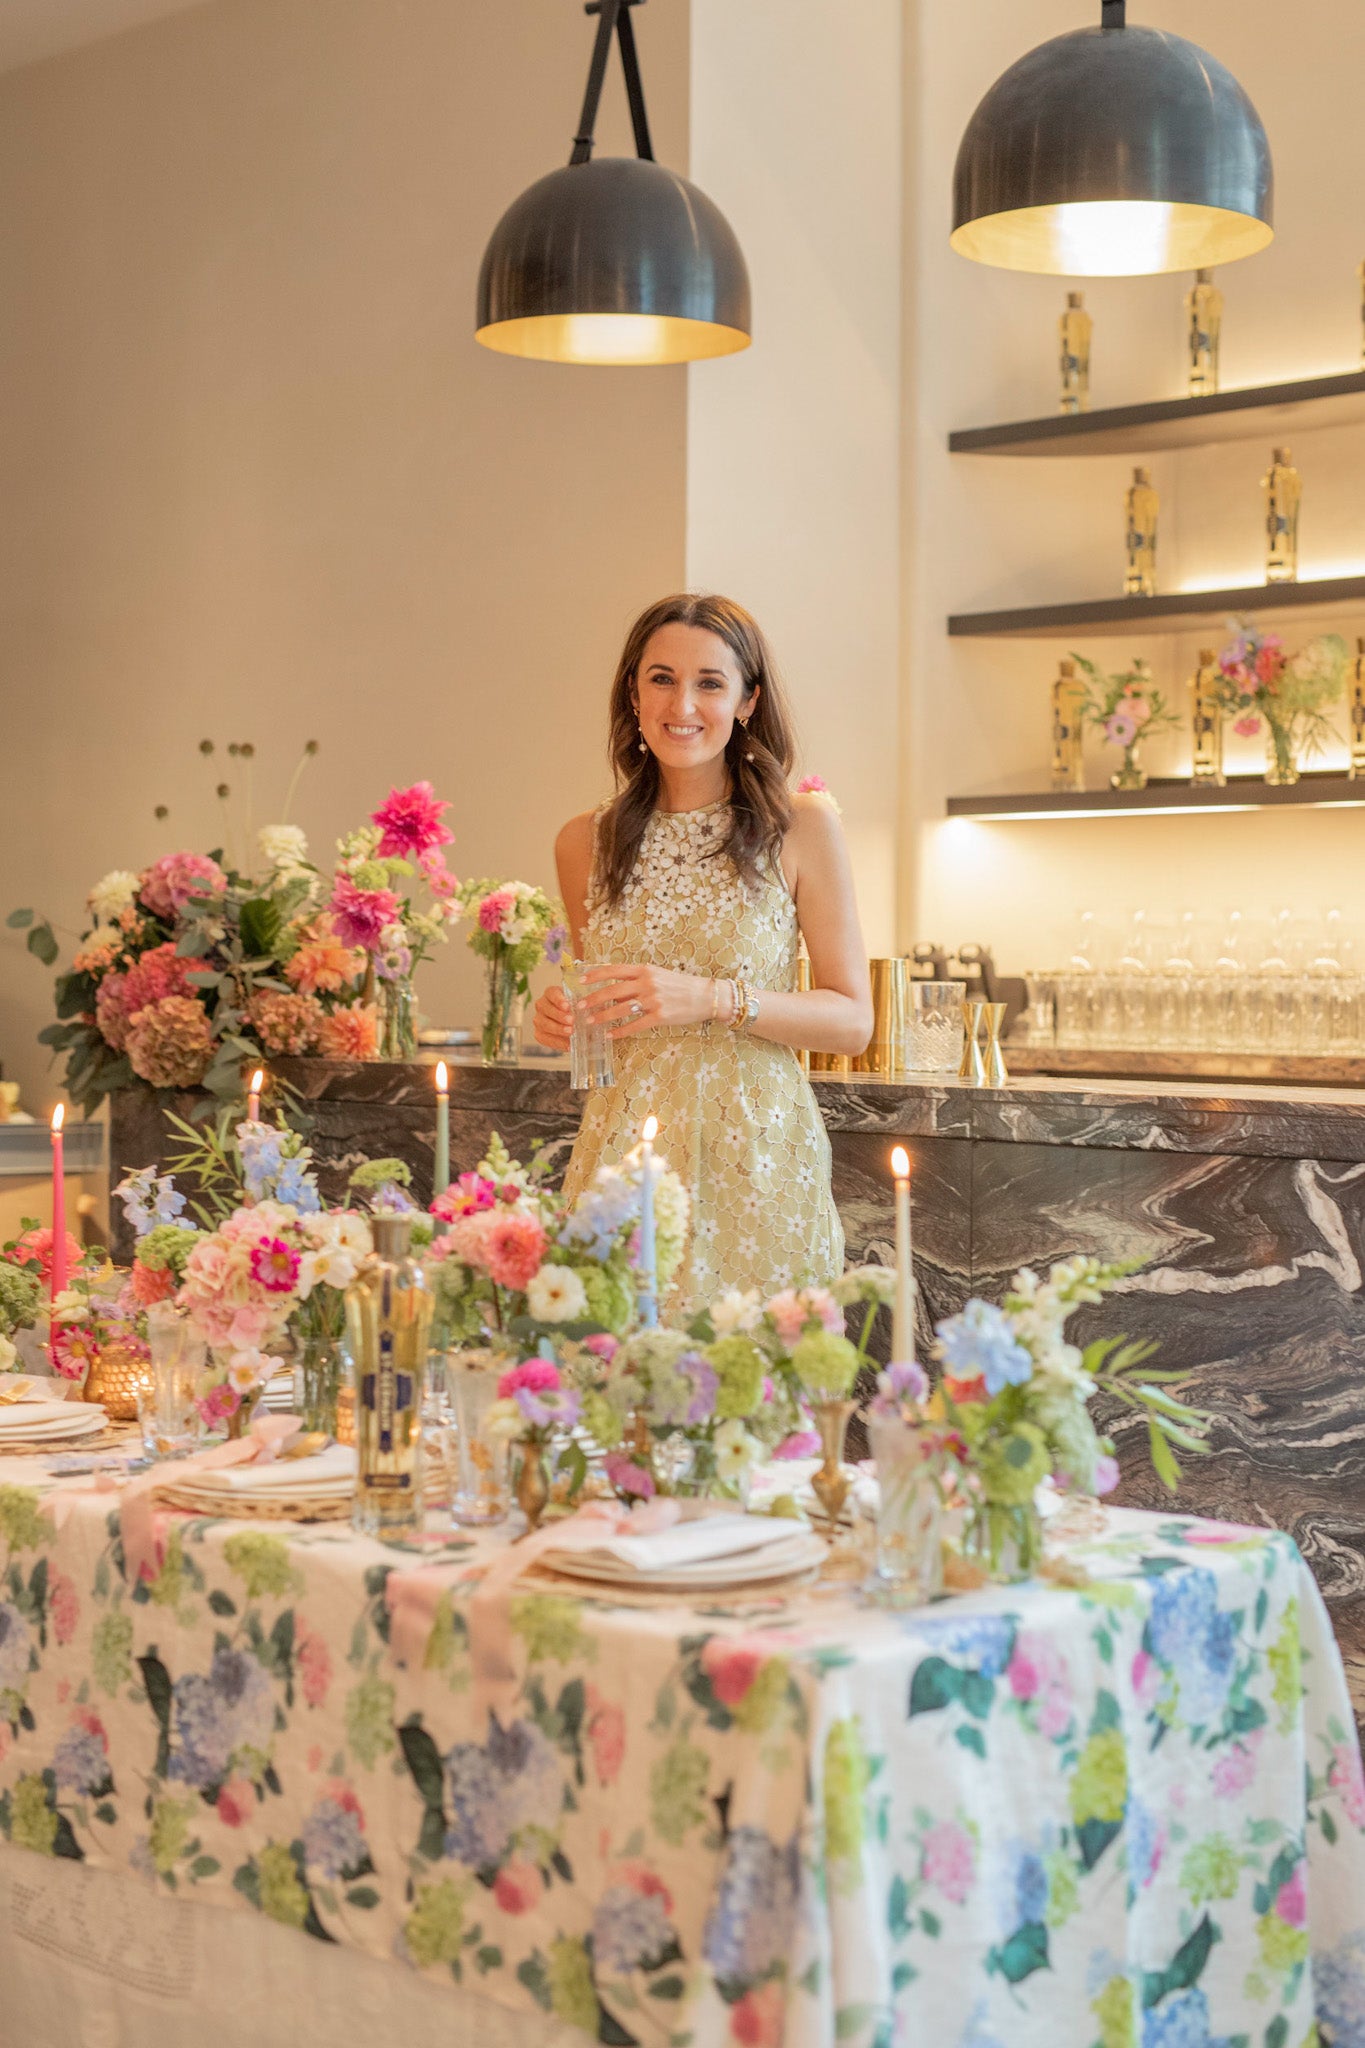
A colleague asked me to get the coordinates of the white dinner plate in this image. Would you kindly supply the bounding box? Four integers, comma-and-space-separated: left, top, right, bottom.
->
546, 1529, 827, 1592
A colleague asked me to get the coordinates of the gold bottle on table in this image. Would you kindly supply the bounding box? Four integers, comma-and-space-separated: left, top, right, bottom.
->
1263, 446, 1301, 584
1124, 467, 1158, 596
853, 958, 908, 1077
1184, 269, 1222, 395
1189, 647, 1225, 786
1050, 657, 1087, 791
346, 1212, 432, 1537
1350, 639, 1365, 780
1059, 290, 1092, 414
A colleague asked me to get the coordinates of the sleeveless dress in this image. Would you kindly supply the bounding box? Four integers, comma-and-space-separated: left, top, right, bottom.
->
561, 800, 844, 1319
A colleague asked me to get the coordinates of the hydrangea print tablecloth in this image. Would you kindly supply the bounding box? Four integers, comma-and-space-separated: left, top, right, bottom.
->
0, 1475, 1362, 2048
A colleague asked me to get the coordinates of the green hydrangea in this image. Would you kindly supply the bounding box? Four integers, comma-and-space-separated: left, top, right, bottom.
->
1180, 1834, 1241, 1906
649, 1737, 709, 1846
977, 1423, 1051, 1506
581, 1389, 625, 1450
344, 1672, 395, 1769
510, 1593, 594, 1665
147, 1526, 189, 1610
10, 1774, 56, 1856
578, 1262, 634, 1336
730, 1656, 792, 1736
148, 1795, 194, 1874
1031, 1391, 1100, 1494
790, 1331, 860, 1398
93, 1611, 134, 1695
0, 1484, 49, 1554
1069, 1728, 1128, 1828
1257, 1908, 1309, 1974
257, 1841, 310, 1928
0, 1265, 43, 1339
224, 1531, 303, 1600
549, 1936, 600, 2033
136, 1224, 200, 1276
405, 1879, 466, 1968
1267, 1600, 1302, 1734
823, 1717, 869, 1864
1044, 1847, 1079, 1927
707, 1335, 766, 1417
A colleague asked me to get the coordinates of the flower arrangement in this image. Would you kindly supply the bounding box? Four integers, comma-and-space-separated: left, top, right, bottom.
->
1213, 620, 1348, 784
932, 1257, 1208, 1576
1073, 654, 1179, 790
12, 769, 460, 1112
457, 881, 566, 1063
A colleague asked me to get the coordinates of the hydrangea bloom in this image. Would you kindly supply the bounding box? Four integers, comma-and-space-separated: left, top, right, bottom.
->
169, 1646, 275, 1789
301, 1786, 367, 1878
52, 1710, 109, 1795
592, 1876, 675, 1975
702, 1826, 799, 1985
126, 996, 214, 1088
139, 851, 227, 921
249, 989, 325, 1056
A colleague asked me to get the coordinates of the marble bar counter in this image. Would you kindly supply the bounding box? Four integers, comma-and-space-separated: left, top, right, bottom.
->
109, 1060, 1365, 1728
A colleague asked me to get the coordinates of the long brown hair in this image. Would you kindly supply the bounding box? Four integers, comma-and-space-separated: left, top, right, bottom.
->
595, 593, 796, 907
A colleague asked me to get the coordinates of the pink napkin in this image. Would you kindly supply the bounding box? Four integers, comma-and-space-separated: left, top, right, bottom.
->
118, 1412, 302, 1583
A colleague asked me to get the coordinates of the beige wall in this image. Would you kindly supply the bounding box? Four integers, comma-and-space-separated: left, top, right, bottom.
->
0, 0, 691, 1113
905, 0, 1365, 976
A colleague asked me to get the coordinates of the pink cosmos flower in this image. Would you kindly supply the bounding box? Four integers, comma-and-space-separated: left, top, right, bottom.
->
49, 1572, 79, 1646
197, 1380, 241, 1426
1233, 712, 1262, 739
484, 1211, 548, 1290
1329, 1741, 1365, 1829
249, 1237, 300, 1293
497, 1357, 561, 1400
701, 1639, 765, 1709
1275, 1864, 1307, 1928
493, 1860, 545, 1915
773, 1430, 821, 1460
431, 1173, 497, 1224
50, 1325, 99, 1382
478, 889, 516, 936
604, 1451, 655, 1499
139, 852, 227, 922
921, 1818, 975, 1905
216, 1778, 255, 1828
328, 874, 401, 953
297, 1624, 332, 1709
729, 1982, 784, 2048
585, 1686, 626, 1785
371, 781, 453, 859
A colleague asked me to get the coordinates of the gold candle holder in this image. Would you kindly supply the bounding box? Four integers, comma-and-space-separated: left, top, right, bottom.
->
959, 1001, 987, 1084
853, 958, 908, 1077
981, 1002, 1009, 1086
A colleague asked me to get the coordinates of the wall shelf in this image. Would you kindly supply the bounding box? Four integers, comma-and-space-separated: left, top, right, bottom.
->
947, 574, 1365, 641
945, 772, 1365, 820
949, 368, 1365, 459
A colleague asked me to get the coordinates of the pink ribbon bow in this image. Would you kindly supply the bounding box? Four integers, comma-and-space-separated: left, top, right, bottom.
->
118, 1411, 302, 1585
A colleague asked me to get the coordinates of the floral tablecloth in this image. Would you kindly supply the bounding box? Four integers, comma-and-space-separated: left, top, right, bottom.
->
0, 1468, 1362, 2048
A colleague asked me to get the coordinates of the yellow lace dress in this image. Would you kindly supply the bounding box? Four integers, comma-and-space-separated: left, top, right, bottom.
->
561, 800, 844, 1318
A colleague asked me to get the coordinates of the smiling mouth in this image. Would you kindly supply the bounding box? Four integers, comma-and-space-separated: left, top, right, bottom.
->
662, 724, 703, 738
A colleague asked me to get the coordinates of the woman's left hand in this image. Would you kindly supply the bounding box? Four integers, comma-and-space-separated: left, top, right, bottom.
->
582, 962, 714, 1037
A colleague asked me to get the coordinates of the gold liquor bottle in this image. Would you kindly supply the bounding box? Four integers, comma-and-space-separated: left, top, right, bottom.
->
1263, 446, 1301, 584
346, 1212, 432, 1537
1059, 291, 1092, 415
1189, 647, 1225, 786
1351, 638, 1365, 780
1124, 467, 1158, 596
1050, 657, 1087, 791
1185, 269, 1222, 396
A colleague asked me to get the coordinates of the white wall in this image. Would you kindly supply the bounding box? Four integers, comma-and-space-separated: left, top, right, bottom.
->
686, 0, 903, 955
904, 0, 1365, 976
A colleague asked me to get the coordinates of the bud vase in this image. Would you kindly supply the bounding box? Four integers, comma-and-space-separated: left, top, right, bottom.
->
295, 1327, 345, 1437
1110, 744, 1147, 791
810, 1397, 856, 1527
866, 1412, 943, 1606
379, 977, 418, 1059
960, 1497, 1044, 1583
448, 1349, 513, 1525
514, 1441, 551, 1530
482, 955, 523, 1066
1264, 719, 1300, 787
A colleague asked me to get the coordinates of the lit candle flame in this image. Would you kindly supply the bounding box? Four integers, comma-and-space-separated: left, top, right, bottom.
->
435, 1060, 448, 1094
891, 1145, 910, 1180
250, 1069, 264, 1095
51, 1103, 65, 1135
642, 1115, 659, 1144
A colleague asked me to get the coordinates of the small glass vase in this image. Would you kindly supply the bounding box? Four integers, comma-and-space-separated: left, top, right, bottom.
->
865, 1412, 943, 1607
296, 1330, 346, 1437
482, 955, 524, 1066
1264, 720, 1300, 787
1110, 744, 1147, 791
810, 1397, 856, 1527
448, 1349, 513, 1525
960, 1497, 1044, 1583
379, 977, 419, 1059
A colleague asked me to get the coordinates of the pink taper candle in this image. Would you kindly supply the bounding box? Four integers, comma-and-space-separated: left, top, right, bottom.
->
890, 1145, 913, 1361
50, 1104, 68, 1303
247, 1068, 264, 1123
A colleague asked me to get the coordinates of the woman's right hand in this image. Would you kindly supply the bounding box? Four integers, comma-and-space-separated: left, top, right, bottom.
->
533, 984, 573, 1052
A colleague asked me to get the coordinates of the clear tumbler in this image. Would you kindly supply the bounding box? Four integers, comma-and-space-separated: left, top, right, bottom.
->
564, 959, 614, 1090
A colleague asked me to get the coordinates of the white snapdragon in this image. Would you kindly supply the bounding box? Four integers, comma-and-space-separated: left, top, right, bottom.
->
87, 869, 141, 924
711, 1286, 763, 1335
526, 1265, 589, 1323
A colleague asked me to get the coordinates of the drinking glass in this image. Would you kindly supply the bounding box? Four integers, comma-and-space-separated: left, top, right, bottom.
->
563, 959, 614, 1090
903, 980, 966, 1072
137, 1302, 205, 1459
447, 1350, 512, 1526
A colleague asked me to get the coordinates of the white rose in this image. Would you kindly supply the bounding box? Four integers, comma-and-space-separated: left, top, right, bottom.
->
711, 1287, 762, 1335
87, 869, 141, 924
526, 1265, 588, 1323
258, 823, 310, 872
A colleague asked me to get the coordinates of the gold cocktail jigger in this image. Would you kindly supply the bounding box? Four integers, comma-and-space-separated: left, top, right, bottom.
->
982, 1001, 1009, 1086
854, 958, 908, 1077
959, 1000, 987, 1084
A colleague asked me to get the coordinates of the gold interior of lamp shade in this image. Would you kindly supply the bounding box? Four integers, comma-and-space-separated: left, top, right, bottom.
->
475, 312, 751, 365
951, 198, 1273, 276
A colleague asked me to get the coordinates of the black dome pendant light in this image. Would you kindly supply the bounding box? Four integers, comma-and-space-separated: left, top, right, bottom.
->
476, 0, 750, 365
951, 0, 1273, 276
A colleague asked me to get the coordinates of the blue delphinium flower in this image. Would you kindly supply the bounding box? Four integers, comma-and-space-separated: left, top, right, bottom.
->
561, 1166, 638, 1261
273, 1155, 322, 1215
114, 1167, 185, 1240
702, 1827, 799, 1985
935, 1300, 1032, 1396
237, 1125, 285, 1203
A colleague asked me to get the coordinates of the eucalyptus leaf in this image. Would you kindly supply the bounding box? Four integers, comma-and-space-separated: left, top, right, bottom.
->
6, 908, 33, 929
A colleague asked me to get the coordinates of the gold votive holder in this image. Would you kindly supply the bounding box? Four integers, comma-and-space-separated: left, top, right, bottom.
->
852, 958, 908, 1077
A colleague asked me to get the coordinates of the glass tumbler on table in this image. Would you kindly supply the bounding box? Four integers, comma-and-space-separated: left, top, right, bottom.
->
903, 980, 967, 1073
563, 959, 614, 1091
137, 1302, 205, 1458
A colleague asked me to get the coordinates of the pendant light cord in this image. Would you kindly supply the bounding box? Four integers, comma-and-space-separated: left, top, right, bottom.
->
572, 0, 654, 166
1101, 0, 1126, 25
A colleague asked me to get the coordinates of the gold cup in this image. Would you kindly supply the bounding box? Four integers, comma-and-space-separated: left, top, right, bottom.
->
982, 1002, 1009, 1086
853, 957, 908, 1077
959, 1000, 987, 1084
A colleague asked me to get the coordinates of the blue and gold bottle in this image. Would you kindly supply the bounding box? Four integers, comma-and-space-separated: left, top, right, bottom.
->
346, 1213, 432, 1536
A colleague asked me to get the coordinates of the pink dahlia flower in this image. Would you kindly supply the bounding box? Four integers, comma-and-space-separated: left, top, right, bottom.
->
478, 889, 515, 935
125, 996, 214, 1088
371, 781, 453, 859
484, 1211, 548, 1290
328, 874, 401, 953
139, 851, 227, 922
497, 1357, 560, 1400
9, 1226, 84, 1284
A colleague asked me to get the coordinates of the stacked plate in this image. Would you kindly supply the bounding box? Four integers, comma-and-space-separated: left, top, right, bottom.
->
0, 1400, 109, 1450
541, 1512, 827, 1594
157, 1444, 357, 1522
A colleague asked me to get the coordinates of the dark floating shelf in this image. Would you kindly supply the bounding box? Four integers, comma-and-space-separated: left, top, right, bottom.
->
949, 368, 1365, 459
948, 574, 1365, 641
946, 772, 1365, 820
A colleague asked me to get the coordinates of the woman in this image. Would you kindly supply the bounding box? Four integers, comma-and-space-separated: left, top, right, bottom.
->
533, 592, 872, 1315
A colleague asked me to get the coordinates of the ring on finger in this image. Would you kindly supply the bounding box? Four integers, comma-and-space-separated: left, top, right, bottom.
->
628, 1000, 644, 1019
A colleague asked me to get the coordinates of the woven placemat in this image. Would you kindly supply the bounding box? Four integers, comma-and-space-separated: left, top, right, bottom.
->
155, 1481, 353, 1523
0, 1421, 141, 1459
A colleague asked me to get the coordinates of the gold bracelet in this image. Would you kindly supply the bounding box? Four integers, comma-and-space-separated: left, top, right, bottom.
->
709, 979, 722, 1024
728, 979, 749, 1031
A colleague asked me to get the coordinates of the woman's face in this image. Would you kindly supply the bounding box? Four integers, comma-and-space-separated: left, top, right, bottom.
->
633, 622, 756, 773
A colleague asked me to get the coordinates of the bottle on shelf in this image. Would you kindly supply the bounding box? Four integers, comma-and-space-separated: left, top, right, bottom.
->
1189, 648, 1225, 786
1350, 638, 1365, 781
1263, 446, 1301, 585
1124, 466, 1159, 596
1184, 268, 1222, 396
1059, 290, 1092, 415
1050, 656, 1087, 791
